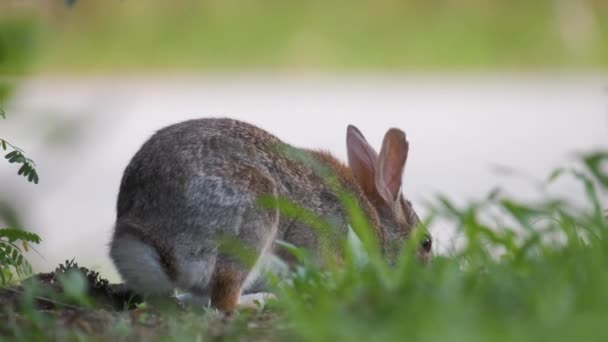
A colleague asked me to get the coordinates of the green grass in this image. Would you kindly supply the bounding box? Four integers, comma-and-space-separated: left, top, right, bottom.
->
2, 0, 608, 73
262, 151, 608, 342
2, 151, 608, 341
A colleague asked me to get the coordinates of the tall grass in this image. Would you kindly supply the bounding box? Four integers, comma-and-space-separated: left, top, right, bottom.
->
271, 151, 608, 342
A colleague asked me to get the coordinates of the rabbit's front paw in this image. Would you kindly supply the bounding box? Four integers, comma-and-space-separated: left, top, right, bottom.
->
237, 292, 276, 311
175, 292, 211, 310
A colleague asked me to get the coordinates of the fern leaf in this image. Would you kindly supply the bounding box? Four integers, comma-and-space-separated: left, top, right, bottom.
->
0, 228, 42, 243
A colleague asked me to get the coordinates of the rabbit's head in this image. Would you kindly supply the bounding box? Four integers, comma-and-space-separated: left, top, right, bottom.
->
347, 125, 432, 263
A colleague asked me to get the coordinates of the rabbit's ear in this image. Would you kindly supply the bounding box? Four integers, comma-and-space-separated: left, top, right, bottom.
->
375, 128, 409, 204
347, 125, 380, 200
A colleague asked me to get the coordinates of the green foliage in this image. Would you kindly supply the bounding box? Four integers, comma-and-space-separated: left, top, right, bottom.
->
0, 17, 41, 284
2, 150, 607, 341
0, 115, 40, 284
0, 16, 40, 77
267, 151, 608, 342
0, 15, 40, 183
11, 0, 608, 72
1, 114, 39, 184
54, 259, 110, 292
2, 148, 39, 184
57, 270, 92, 307
0, 228, 41, 285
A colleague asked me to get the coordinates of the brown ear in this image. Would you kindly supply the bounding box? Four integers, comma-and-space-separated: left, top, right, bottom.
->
376, 128, 409, 204
347, 125, 379, 200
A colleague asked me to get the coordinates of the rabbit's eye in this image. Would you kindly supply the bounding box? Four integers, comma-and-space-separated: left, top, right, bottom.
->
421, 235, 432, 253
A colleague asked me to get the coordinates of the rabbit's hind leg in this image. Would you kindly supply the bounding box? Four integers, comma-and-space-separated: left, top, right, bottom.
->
209, 259, 249, 312
210, 202, 279, 313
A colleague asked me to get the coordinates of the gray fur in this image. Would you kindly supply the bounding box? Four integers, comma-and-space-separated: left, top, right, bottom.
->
110, 118, 430, 309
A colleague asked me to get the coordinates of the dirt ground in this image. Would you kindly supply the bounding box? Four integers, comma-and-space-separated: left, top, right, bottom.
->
0, 261, 283, 341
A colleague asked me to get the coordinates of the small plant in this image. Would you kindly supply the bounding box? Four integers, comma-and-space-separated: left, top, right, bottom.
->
0, 21, 42, 287
54, 259, 109, 291
1, 111, 39, 184
1, 17, 40, 184
0, 111, 41, 284
0, 228, 41, 285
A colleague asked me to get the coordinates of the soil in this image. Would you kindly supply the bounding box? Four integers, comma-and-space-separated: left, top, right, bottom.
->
0, 260, 282, 341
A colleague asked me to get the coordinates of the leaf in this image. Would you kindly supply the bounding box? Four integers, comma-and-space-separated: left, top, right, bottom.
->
28, 169, 39, 184
0, 228, 42, 244
275, 240, 310, 265
4, 150, 18, 160
500, 199, 543, 231
0, 235, 36, 284
583, 152, 608, 190
1, 142, 39, 184
18, 163, 29, 176
547, 168, 565, 184
437, 195, 462, 218
486, 187, 502, 201
6, 151, 24, 164
59, 270, 92, 307
0, 268, 11, 285
22, 240, 29, 252
572, 170, 603, 219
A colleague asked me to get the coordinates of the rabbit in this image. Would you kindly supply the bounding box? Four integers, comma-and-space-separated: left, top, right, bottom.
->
109, 118, 432, 313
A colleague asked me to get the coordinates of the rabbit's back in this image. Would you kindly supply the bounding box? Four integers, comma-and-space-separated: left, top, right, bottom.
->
118, 117, 331, 223
120, 119, 285, 211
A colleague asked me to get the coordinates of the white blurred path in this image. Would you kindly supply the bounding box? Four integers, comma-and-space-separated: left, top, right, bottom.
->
1, 74, 607, 280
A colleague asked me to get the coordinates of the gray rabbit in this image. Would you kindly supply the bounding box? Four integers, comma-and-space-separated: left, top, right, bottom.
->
110, 118, 431, 312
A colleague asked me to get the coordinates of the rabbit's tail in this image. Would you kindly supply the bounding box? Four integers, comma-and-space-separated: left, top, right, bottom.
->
109, 223, 174, 296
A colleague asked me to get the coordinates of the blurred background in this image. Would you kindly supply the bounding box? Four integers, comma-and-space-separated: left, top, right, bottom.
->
0, 0, 607, 280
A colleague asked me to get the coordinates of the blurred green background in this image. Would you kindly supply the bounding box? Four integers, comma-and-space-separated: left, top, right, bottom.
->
1, 0, 607, 74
